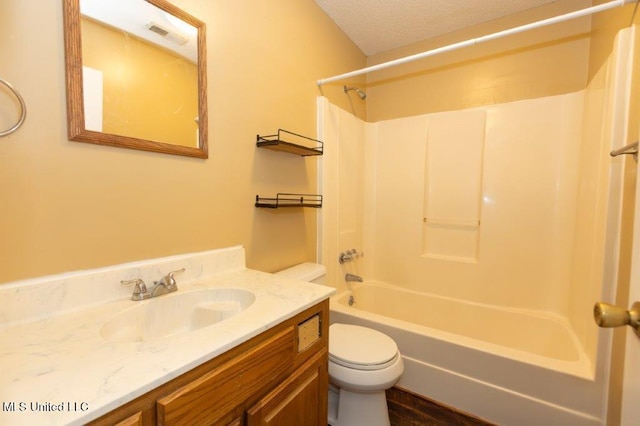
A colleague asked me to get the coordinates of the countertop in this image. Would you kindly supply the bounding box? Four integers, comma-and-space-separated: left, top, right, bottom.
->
0, 268, 334, 425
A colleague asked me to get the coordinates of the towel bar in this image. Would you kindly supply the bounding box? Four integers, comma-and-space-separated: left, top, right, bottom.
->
610, 141, 638, 161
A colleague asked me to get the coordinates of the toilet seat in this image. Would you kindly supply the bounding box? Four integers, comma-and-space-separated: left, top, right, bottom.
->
329, 323, 399, 371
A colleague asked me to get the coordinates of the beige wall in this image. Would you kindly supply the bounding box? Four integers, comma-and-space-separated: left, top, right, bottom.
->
366, 0, 593, 121
1, 0, 636, 289
0, 0, 366, 284
365, 0, 640, 122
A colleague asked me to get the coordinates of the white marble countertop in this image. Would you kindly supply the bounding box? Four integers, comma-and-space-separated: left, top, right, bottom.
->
0, 263, 333, 425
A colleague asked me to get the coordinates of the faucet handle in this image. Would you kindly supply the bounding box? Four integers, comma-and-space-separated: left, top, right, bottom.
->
165, 268, 186, 288
350, 249, 363, 259
121, 278, 149, 299
339, 249, 364, 264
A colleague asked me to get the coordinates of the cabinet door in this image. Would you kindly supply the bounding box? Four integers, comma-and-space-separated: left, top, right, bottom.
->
227, 417, 242, 426
157, 328, 295, 425
114, 412, 143, 426
247, 350, 328, 426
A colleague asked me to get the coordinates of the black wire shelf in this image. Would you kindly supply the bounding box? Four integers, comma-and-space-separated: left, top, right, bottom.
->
255, 193, 323, 209
256, 129, 323, 156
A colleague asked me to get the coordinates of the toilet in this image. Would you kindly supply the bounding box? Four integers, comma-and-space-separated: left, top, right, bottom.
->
275, 263, 404, 426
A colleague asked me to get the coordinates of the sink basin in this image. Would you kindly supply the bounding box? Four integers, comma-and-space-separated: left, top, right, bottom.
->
101, 288, 255, 343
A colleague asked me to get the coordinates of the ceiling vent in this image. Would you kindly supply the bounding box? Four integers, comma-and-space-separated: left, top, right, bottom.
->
145, 22, 188, 45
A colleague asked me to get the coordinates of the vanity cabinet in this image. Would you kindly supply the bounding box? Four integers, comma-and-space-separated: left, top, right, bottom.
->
88, 300, 329, 426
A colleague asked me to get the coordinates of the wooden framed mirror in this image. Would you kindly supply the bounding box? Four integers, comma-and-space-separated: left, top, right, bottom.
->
63, 0, 208, 158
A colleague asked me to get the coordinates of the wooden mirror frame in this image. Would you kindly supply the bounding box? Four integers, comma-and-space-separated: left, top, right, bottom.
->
62, 0, 208, 158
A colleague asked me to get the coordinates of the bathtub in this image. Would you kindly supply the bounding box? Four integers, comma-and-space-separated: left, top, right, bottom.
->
329, 282, 605, 426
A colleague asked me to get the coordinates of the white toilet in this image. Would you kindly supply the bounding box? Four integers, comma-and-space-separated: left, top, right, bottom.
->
275, 263, 404, 426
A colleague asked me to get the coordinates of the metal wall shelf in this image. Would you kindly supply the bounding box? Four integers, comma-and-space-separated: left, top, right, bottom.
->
255, 193, 322, 209
256, 129, 323, 156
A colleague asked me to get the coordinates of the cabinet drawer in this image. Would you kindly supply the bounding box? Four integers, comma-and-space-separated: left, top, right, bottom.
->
157, 327, 295, 425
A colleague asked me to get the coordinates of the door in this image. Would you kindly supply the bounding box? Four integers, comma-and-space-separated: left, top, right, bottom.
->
621, 151, 640, 424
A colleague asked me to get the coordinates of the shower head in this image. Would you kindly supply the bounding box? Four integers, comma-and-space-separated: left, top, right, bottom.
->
343, 85, 366, 100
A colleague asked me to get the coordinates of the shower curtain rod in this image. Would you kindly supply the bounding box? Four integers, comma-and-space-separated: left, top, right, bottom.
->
316, 0, 636, 86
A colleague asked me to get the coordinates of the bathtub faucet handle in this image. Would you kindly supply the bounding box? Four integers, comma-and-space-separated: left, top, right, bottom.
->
339, 251, 353, 264
339, 249, 364, 264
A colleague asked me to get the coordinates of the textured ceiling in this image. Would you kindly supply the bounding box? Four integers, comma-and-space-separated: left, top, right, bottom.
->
314, 0, 560, 55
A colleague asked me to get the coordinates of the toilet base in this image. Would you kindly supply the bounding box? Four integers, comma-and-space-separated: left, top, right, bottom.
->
331, 387, 390, 426
328, 385, 339, 425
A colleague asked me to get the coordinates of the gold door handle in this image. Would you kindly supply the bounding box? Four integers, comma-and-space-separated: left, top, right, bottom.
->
594, 302, 640, 332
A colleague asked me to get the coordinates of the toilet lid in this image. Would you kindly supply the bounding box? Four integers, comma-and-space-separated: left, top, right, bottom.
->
329, 323, 399, 371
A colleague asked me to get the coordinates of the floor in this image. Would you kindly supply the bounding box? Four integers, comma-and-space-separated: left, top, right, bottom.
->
386, 387, 495, 426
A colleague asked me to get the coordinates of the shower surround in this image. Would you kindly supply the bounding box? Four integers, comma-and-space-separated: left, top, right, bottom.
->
319, 28, 634, 425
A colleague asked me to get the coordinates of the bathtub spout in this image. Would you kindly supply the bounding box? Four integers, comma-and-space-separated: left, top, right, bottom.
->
345, 273, 363, 282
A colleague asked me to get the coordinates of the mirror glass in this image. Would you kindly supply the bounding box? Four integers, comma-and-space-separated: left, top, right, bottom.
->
63, 0, 208, 158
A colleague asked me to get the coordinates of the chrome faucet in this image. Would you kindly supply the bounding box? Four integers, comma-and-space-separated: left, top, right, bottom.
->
345, 273, 363, 282
121, 268, 185, 301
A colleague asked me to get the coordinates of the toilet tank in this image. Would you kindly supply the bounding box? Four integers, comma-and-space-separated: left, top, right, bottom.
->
275, 262, 326, 285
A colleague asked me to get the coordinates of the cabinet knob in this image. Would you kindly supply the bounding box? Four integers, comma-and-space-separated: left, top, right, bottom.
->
593, 301, 640, 330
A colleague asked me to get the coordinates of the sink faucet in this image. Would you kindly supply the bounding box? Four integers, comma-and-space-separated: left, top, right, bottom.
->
150, 268, 185, 297
121, 268, 185, 301
345, 273, 363, 282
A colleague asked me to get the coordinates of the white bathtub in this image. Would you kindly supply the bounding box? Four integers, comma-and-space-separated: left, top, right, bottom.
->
329, 282, 605, 426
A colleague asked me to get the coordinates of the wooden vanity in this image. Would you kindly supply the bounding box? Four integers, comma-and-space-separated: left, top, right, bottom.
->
89, 300, 329, 426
